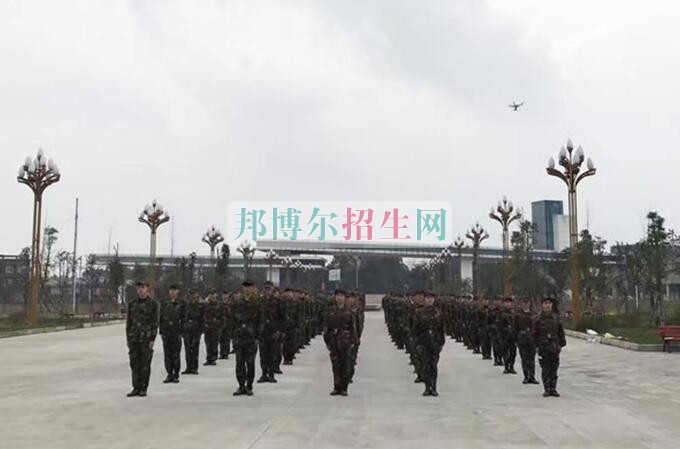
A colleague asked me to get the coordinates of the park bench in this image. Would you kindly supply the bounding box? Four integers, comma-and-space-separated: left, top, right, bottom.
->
657, 325, 680, 353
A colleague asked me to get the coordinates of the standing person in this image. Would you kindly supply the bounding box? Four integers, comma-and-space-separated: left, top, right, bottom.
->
412, 291, 445, 396
181, 289, 204, 375
533, 297, 567, 397
515, 297, 539, 385
232, 281, 261, 396
219, 290, 233, 360
478, 297, 492, 360
160, 284, 184, 384
203, 289, 223, 366
281, 288, 300, 366
324, 290, 358, 396
126, 280, 160, 397
490, 298, 503, 366
258, 281, 285, 383
498, 297, 518, 374
345, 292, 362, 383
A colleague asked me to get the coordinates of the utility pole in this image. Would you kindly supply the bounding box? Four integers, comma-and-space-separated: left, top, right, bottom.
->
71, 198, 79, 314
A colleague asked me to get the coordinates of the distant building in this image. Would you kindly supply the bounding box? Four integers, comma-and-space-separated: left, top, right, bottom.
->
0, 254, 30, 313
531, 200, 564, 251
552, 215, 570, 252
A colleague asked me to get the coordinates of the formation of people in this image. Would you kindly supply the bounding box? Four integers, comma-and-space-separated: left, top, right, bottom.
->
125, 279, 365, 398
383, 293, 566, 398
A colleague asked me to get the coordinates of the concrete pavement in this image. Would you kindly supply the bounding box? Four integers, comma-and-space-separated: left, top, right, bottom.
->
1, 313, 679, 449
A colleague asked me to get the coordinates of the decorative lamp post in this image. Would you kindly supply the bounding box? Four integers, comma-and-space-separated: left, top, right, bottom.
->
138, 199, 170, 294
489, 196, 522, 295
546, 138, 597, 320
237, 240, 256, 279
17, 149, 61, 324
202, 226, 224, 258
466, 223, 489, 297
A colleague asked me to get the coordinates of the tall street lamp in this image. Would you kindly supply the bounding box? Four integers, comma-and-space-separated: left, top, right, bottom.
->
138, 199, 170, 294
17, 149, 61, 325
547, 138, 597, 320
202, 226, 224, 258
466, 223, 489, 297
489, 196, 522, 296
237, 240, 256, 279
453, 237, 465, 283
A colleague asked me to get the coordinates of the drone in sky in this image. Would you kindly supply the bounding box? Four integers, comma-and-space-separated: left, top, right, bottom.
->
508, 101, 524, 111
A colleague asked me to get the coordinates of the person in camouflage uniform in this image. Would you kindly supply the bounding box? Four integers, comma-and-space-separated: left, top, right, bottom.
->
181, 289, 204, 375
412, 291, 445, 396
281, 288, 301, 365
232, 281, 261, 396
126, 280, 160, 397
489, 298, 504, 366
203, 289, 224, 366
346, 291, 363, 383
258, 281, 285, 383
324, 290, 358, 396
515, 297, 539, 385
477, 297, 492, 360
498, 297, 518, 374
160, 284, 184, 383
533, 297, 566, 397
219, 290, 233, 359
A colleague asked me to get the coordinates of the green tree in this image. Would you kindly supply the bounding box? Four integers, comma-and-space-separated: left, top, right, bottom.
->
639, 211, 674, 324
214, 244, 230, 291
107, 251, 126, 305
509, 220, 543, 298
613, 242, 644, 313
575, 229, 608, 313
357, 257, 409, 294
82, 254, 101, 309
42, 226, 59, 278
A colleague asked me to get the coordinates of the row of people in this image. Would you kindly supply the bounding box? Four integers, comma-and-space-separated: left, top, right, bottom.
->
125, 280, 329, 397
383, 293, 567, 397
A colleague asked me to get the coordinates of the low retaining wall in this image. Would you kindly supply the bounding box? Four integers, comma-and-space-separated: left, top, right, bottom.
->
565, 329, 663, 352
0, 319, 125, 339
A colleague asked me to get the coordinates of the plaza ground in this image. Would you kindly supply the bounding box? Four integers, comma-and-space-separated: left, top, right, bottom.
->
1, 314, 679, 449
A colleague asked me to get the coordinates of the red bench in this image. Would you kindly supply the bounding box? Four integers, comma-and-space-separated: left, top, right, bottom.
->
657, 325, 680, 353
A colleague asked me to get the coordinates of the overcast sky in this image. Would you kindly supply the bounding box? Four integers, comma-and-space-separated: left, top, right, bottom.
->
1, 0, 678, 258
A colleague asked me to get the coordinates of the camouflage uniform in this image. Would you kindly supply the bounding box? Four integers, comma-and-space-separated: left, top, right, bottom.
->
324, 304, 358, 395
181, 295, 204, 374
498, 301, 518, 374
126, 294, 159, 395
219, 293, 233, 359
159, 295, 184, 382
203, 295, 224, 365
232, 290, 261, 395
258, 289, 285, 382
533, 305, 566, 396
412, 299, 445, 396
514, 303, 539, 384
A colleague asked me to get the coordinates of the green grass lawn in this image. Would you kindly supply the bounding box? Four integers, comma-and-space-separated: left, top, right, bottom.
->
604, 327, 663, 345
